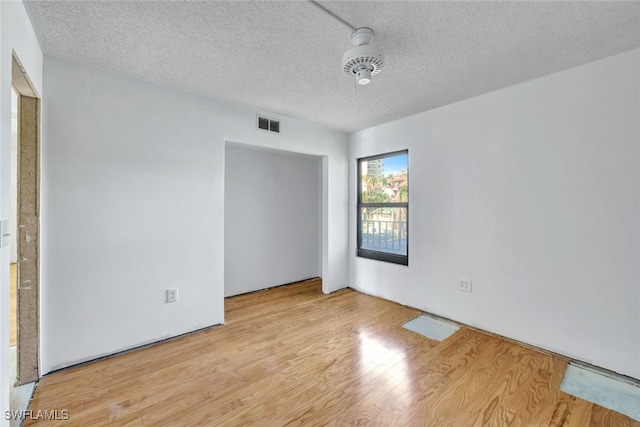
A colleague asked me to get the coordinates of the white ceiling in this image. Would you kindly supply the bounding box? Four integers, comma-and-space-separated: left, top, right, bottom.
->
25, 1, 640, 133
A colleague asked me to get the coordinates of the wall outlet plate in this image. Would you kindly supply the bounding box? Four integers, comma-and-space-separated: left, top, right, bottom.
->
166, 288, 178, 303
0, 220, 9, 249
458, 278, 472, 293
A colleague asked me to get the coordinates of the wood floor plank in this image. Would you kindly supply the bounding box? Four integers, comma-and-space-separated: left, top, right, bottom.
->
24, 281, 638, 426
437, 342, 539, 426
590, 404, 612, 426
610, 409, 632, 427
564, 395, 594, 427
500, 354, 562, 425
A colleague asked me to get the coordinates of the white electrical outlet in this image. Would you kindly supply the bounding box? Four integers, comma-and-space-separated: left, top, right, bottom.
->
0, 220, 10, 249
458, 278, 472, 293
166, 288, 178, 303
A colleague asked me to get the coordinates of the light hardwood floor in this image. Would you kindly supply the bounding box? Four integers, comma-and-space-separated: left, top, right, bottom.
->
10, 262, 17, 347
26, 280, 638, 426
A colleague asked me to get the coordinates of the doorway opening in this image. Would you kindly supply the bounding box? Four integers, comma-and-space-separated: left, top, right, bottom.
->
223, 142, 324, 298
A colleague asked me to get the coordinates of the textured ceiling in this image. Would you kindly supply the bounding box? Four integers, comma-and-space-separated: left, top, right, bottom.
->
25, 1, 640, 133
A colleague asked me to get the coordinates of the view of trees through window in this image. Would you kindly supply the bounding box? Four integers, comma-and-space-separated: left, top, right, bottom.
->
358, 151, 408, 265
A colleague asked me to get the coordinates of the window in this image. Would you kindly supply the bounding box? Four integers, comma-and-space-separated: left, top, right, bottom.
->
357, 150, 408, 265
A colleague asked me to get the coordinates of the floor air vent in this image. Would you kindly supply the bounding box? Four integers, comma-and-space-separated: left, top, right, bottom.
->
257, 115, 280, 133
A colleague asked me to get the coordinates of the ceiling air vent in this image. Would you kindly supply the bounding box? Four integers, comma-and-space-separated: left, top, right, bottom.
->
257, 115, 280, 133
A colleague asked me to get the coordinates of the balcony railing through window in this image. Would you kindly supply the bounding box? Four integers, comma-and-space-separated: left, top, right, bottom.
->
361, 219, 407, 256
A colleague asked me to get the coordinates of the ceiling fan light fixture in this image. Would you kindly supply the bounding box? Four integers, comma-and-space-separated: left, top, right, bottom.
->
356, 68, 372, 85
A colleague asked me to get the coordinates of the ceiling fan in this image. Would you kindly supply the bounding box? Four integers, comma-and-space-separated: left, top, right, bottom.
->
342, 27, 384, 86
310, 1, 385, 87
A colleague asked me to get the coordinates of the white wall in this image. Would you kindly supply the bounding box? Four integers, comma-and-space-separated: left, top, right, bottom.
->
0, 0, 43, 422
41, 56, 349, 373
224, 144, 321, 297
350, 49, 640, 380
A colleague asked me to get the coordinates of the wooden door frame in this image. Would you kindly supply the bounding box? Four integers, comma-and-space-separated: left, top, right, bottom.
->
12, 52, 40, 385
